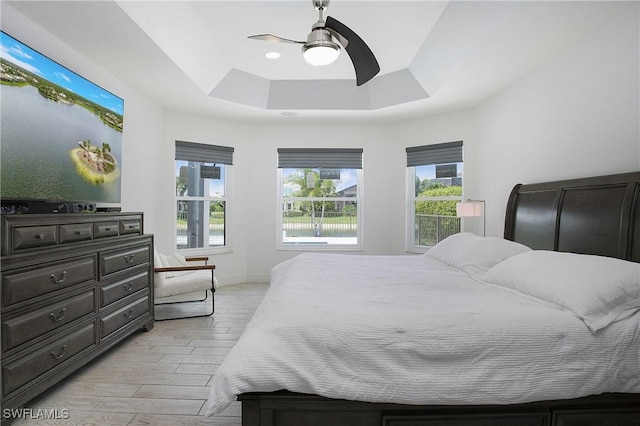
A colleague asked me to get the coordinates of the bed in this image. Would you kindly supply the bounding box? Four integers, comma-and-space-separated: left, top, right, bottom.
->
205, 171, 640, 426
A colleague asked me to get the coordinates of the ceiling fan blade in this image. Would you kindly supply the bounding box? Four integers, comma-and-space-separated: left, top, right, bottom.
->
324, 16, 380, 86
248, 34, 304, 44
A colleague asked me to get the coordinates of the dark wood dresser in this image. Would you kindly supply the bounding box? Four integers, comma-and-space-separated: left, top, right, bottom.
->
0, 212, 154, 415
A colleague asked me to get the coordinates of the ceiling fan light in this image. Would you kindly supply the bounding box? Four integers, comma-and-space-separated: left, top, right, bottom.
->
303, 44, 340, 66
302, 29, 340, 66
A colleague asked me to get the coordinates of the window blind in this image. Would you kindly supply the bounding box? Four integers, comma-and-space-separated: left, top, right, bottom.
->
277, 148, 363, 169
406, 141, 463, 167
175, 140, 234, 165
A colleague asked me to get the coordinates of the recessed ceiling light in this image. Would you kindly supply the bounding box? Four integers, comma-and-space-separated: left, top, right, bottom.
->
265, 51, 281, 59
280, 111, 298, 117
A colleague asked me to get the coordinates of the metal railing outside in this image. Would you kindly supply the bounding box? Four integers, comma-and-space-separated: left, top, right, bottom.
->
282, 211, 357, 238
415, 214, 460, 246
176, 211, 457, 248
176, 210, 225, 249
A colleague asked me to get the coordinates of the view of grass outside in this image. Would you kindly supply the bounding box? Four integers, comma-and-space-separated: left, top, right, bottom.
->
281, 168, 359, 245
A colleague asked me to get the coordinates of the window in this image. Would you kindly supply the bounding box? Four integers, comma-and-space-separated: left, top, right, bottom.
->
278, 148, 363, 249
406, 141, 463, 250
175, 141, 233, 251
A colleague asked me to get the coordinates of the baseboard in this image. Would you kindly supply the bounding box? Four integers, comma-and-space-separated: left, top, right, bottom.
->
246, 273, 270, 283
216, 273, 270, 287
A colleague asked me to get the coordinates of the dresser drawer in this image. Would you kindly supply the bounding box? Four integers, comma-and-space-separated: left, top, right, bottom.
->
2, 322, 95, 396
100, 245, 149, 276
2, 256, 96, 306
120, 219, 141, 235
100, 271, 150, 307
94, 221, 119, 238
60, 223, 93, 244
100, 295, 149, 339
12, 225, 58, 251
0, 213, 151, 413
2, 290, 95, 352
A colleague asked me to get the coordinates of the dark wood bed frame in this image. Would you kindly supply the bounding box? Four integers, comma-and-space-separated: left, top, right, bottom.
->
239, 171, 640, 426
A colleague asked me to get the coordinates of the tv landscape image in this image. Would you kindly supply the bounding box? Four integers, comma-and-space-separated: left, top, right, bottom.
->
0, 31, 124, 204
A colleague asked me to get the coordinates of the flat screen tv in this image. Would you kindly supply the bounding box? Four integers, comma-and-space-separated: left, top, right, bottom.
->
0, 31, 124, 210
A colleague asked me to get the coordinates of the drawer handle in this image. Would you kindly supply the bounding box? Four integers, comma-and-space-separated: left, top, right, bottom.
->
50, 271, 67, 284
123, 309, 134, 320
124, 254, 135, 263
49, 308, 67, 322
50, 345, 67, 360
123, 281, 134, 292
104, 226, 112, 231
35, 233, 45, 240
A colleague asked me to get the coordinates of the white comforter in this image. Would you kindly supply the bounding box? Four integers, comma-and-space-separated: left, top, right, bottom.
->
205, 253, 640, 415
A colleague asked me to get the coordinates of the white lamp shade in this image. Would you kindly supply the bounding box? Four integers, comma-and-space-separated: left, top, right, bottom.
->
456, 201, 484, 217
303, 45, 340, 66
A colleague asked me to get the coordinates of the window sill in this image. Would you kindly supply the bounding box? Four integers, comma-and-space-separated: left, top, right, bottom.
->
278, 244, 362, 252
177, 246, 232, 256
406, 246, 431, 254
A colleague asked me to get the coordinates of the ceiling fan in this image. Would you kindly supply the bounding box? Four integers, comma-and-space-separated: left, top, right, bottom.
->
248, 0, 380, 86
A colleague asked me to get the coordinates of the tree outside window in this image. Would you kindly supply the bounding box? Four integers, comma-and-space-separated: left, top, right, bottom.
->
280, 167, 360, 247
411, 163, 463, 248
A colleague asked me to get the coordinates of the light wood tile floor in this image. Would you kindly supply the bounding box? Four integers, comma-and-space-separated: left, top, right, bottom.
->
13, 283, 269, 426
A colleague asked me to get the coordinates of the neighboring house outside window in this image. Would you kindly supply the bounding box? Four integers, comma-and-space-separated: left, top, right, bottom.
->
175, 141, 233, 252
278, 148, 363, 250
406, 141, 463, 251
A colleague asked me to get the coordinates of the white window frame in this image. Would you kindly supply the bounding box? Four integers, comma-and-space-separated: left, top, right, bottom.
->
277, 168, 363, 251
406, 164, 463, 253
175, 161, 232, 256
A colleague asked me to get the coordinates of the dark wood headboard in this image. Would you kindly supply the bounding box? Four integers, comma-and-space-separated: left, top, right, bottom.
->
504, 171, 640, 262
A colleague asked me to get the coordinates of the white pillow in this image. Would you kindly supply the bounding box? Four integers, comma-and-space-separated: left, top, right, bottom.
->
153, 250, 189, 279
426, 232, 532, 276
482, 250, 640, 332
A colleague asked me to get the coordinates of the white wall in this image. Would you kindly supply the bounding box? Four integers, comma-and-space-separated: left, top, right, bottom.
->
159, 112, 254, 284
160, 114, 473, 283
473, 6, 640, 237
4, 2, 638, 283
